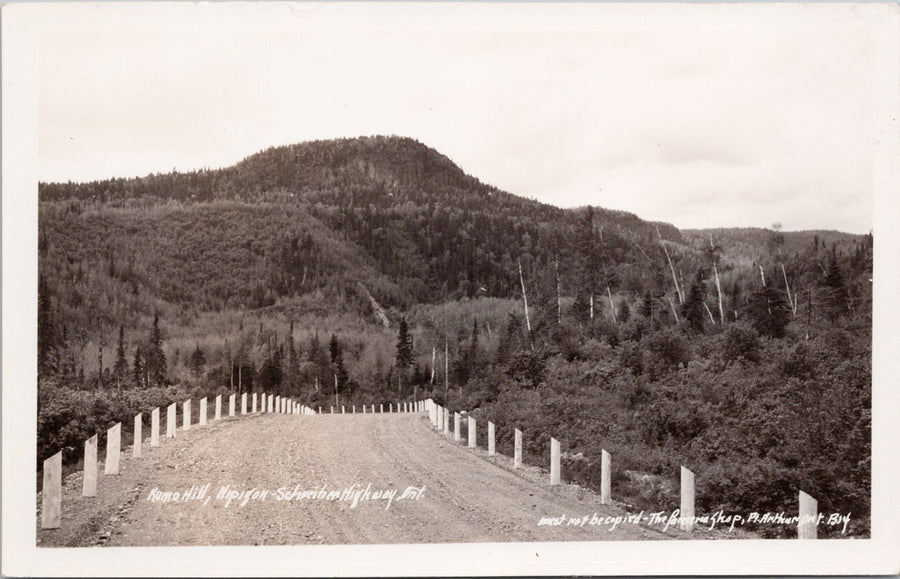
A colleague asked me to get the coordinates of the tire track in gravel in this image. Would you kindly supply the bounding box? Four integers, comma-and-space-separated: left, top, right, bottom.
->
40, 411, 735, 547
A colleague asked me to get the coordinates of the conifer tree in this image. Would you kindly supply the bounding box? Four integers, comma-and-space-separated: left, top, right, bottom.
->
572, 207, 603, 323
468, 318, 480, 361
258, 344, 283, 392
395, 317, 413, 371
146, 312, 168, 386
748, 284, 791, 338
188, 343, 206, 382
681, 271, 707, 333
618, 301, 631, 324
822, 248, 849, 322
114, 325, 129, 390
284, 321, 301, 395
640, 290, 654, 320
329, 333, 349, 390
496, 312, 525, 364
37, 274, 58, 377
133, 346, 144, 388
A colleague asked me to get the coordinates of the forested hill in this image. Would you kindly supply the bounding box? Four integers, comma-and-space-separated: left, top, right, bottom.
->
41, 135, 619, 220
38, 134, 869, 340
39, 136, 687, 309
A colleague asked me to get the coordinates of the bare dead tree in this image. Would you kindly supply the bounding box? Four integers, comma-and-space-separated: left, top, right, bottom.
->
607, 286, 617, 324
703, 302, 716, 325
667, 296, 680, 322
555, 254, 562, 325
782, 263, 797, 317
97, 344, 103, 390
518, 259, 532, 334
708, 234, 725, 324
431, 345, 437, 386
657, 225, 684, 303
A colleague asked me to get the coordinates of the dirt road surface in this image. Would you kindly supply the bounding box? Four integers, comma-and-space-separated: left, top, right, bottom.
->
37, 412, 741, 546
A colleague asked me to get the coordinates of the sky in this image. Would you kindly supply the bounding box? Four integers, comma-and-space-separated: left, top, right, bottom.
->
36, 3, 886, 234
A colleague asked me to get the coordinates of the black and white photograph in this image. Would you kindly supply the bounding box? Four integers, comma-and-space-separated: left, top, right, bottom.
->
3, 2, 899, 576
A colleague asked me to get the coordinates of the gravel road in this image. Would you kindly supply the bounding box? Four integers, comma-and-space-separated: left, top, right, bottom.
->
37, 411, 740, 546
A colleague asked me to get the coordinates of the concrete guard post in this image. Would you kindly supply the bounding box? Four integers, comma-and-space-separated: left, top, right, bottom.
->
199, 397, 207, 426
83, 434, 98, 496
468, 417, 476, 448
215, 395, 222, 420
514, 428, 523, 469
601, 449, 611, 505
133, 413, 142, 458
151, 408, 160, 446
183, 400, 191, 431
680, 466, 695, 532
550, 437, 561, 485
41, 452, 62, 529
798, 491, 818, 539
488, 421, 495, 456
105, 423, 121, 475
167, 403, 177, 438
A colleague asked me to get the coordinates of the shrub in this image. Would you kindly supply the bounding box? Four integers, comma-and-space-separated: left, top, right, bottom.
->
37, 383, 189, 470
641, 329, 691, 378
721, 323, 761, 364
619, 341, 644, 376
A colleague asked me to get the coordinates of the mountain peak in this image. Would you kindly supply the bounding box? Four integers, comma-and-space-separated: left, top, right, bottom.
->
231, 134, 479, 195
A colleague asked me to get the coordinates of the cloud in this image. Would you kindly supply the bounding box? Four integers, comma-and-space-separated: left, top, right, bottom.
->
37, 5, 877, 233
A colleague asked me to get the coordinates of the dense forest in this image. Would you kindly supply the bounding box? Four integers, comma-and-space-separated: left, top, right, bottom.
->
38, 135, 872, 537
